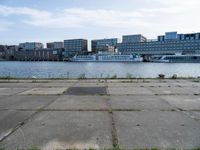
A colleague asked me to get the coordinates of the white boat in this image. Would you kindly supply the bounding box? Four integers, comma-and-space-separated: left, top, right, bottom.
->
152, 54, 200, 63
70, 55, 96, 62
71, 53, 143, 62
97, 54, 143, 62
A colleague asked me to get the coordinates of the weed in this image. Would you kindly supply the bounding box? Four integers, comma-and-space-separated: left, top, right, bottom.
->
28, 148, 40, 150
192, 80, 200, 82
171, 74, 178, 79
78, 73, 86, 79
158, 74, 165, 79
126, 73, 132, 79
111, 74, 117, 79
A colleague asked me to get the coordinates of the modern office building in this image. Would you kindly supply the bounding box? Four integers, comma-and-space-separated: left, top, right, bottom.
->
64, 39, 88, 57
4, 45, 19, 60
19, 42, 44, 50
91, 38, 118, 53
122, 34, 147, 43
118, 32, 200, 55
47, 42, 64, 49
0, 45, 6, 60
158, 32, 200, 41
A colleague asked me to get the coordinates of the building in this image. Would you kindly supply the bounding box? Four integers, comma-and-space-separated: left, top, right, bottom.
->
0, 45, 6, 60
47, 42, 64, 49
64, 39, 88, 57
15, 48, 63, 61
118, 32, 200, 55
91, 38, 118, 53
5, 45, 19, 60
19, 42, 44, 50
122, 34, 147, 43
158, 32, 200, 42
96, 45, 115, 53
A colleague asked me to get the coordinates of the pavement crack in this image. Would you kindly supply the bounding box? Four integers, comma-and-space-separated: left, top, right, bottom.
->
0, 95, 58, 143
160, 97, 200, 121
105, 82, 120, 149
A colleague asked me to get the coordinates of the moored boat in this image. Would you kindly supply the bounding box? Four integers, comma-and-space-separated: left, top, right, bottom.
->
152, 55, 200, 63
70, 53, 143, 62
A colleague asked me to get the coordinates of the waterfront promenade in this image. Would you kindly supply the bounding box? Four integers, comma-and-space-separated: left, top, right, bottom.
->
0, 79, 200, 149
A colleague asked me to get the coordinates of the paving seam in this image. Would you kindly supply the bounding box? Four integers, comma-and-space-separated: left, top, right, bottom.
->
0, 87, 34, 99
106, 93, 194, 96
159, 96, 200, 121
0, 80, 80, 142
3, 108, 199, 112
71, 79, 84, 87
105, 80, 120, 149
0, 93, 60, 143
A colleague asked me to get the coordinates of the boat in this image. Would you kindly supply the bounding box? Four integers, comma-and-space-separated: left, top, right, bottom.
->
97, 53, 143, 62
70, 53, 143, 62
152, 54, 200, 63
70, 55, 96, 62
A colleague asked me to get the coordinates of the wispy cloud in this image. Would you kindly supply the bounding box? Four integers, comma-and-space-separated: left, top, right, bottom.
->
0, 5, 150, 29
0, 20, 13, 31
0, 0, 200, 33
0, 4, 183, 29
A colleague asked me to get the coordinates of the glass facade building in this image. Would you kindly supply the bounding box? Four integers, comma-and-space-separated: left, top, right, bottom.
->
47, 42, 64, 49
91, 38, 118, 53
165, 32, 178, 40
19, 42, 44, 50
118, 32, 200, 55
122, 34, 147, 43
64, 39, 88, 57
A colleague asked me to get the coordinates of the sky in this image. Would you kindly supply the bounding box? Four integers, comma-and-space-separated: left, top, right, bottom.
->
0, 0, 200, 48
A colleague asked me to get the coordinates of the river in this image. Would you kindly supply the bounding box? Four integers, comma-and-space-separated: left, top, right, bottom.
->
0, 61, 200, 78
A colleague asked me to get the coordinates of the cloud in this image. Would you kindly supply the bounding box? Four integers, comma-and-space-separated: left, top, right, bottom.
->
0, 20, 13, 31
0, 5, 174, 29
0, 0, 200, 34
0, 5, 150, 29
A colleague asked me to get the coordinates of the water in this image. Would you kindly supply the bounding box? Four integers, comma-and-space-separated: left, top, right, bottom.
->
0, 61, 200, 78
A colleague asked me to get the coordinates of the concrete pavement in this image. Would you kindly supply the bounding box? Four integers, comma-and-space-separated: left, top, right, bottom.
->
0, 79, 200, 149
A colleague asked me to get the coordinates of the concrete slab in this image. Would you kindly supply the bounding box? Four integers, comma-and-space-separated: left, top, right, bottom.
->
161, 95, 200, 110
0, 96, 7, 100
77, 80, 101, 83
172, 81, 200, 88
0, 110, 35, 141
188, 87, 200, 95
107, 79, 157, 83
187, 111, 200, 120
107, 81, 173, 88
0, 80, 47, 83
110, 95, 173, 110
49, 80, 77, 83
0, 88, 28, 96
108, 82, 139, 87
0, 83, 41, 88
137, 83, 172, 88
108, 87, 154, 95
0, 111, 112, 150
0, 95, 58, 110
47, 95, 109, 110
73, 82, 106, 87
148, 87, 192, 95
19, 88, 67, 95
39, 82, 74, 88
114, 111, 200, 149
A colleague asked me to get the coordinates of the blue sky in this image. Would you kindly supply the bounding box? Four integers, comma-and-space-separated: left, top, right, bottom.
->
0, 0, 200, 47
